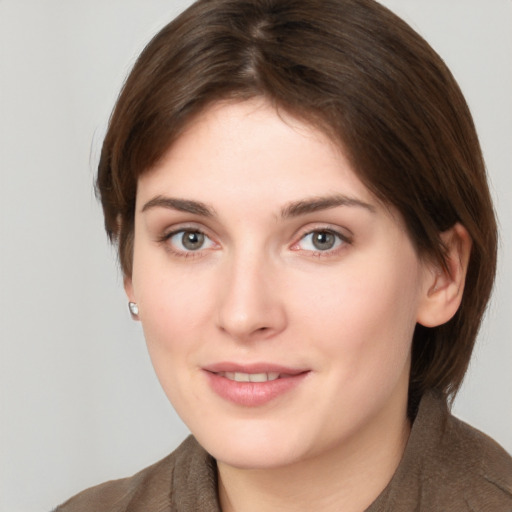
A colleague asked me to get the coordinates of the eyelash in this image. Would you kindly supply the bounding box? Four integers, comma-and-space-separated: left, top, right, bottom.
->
291, 227, 351, 258
158, 226, 352, 259
158, 227, 218, 259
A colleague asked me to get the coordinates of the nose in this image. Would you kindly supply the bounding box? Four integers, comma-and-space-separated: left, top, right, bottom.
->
215, 249, 287, 342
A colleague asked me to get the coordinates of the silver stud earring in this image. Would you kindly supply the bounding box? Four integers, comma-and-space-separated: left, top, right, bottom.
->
128, 302, 139, 317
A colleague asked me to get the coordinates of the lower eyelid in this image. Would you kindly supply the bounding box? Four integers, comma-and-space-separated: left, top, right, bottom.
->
158, 228, 217, 253
159, 226, 350, 256
293, 229, 349, 251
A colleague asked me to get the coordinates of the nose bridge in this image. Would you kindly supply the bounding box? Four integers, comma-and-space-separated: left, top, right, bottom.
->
216, 242, 286, 340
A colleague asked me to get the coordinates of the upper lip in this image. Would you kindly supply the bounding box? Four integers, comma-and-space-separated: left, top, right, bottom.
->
203, 362, 309, 376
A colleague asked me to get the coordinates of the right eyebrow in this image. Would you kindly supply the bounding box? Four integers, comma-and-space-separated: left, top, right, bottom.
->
281, 194, 376, 218
141, 196, 215, 217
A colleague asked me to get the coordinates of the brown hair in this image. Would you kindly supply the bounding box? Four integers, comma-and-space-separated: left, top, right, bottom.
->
97, 0, 497, 404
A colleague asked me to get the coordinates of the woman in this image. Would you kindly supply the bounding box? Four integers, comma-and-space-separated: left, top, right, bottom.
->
55, 0, 512, 510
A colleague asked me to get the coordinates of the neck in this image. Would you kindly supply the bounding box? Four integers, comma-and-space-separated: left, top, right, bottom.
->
217, 393, 411, 512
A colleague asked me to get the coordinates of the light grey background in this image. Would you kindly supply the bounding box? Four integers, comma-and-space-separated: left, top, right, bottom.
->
0, 1, 510, 510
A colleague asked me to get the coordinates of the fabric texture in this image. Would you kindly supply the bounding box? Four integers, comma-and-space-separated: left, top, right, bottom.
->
54, 391, 512, 511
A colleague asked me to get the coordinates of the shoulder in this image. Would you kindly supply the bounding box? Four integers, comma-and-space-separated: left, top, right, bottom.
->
369, 391, 512, 512
438, 408, 512, 510
410, 392, 512, 510
53, 436, 218, 512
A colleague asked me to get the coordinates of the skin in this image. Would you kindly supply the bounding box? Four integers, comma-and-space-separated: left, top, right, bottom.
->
125, 99, 470, 512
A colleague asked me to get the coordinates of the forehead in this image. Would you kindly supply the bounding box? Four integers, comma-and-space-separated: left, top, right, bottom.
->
137, 99, 376, 209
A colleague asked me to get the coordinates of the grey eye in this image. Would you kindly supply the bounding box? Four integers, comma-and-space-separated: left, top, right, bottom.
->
181, 231, 205, 250
311, 231, 336, 250
297, 230, 344, 252
168, 230, 215, 252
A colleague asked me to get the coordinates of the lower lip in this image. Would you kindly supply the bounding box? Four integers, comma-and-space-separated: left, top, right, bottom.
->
205, 371, 309, 407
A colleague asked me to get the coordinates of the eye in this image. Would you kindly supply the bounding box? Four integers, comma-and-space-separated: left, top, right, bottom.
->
296, 229, 346, 252
167, 229, 216, 253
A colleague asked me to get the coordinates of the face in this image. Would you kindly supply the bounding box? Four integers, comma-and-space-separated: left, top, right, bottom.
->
126, 99, 434, 470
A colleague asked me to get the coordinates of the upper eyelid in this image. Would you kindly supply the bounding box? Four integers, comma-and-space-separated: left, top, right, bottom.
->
160, 228, 218, 257
160, 223, 212, 239
289, 227, 353, 256
156, 222, 352, 248
293, 223, 353, 242
301, 229, 346, 240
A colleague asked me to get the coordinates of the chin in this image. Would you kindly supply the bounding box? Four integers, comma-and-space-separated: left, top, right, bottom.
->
211, 442, 304, 471
194, 421, 310, 470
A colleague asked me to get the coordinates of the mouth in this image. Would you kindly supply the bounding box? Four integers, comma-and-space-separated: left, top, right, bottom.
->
204, 362, 308, 381
214, 371, 281, 382
204, 364, 309, 406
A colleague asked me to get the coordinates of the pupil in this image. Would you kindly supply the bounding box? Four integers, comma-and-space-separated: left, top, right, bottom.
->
182, 232, 204, 250
313, 231, 335, 250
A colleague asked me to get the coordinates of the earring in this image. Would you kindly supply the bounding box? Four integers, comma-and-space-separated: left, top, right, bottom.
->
128, 302, 139, 318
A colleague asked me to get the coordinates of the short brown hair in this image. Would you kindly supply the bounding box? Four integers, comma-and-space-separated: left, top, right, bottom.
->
97, 0, 497, 404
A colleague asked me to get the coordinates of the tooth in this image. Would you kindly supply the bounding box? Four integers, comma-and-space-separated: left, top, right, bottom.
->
249, 373, 268, 382
219, 371, 283, 382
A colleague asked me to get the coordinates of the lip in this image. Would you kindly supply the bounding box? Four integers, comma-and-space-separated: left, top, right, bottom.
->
203, 362, 310, 407
204, 362, 307, 375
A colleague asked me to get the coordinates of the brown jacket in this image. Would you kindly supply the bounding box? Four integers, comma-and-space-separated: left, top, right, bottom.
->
54, 392, 512, 511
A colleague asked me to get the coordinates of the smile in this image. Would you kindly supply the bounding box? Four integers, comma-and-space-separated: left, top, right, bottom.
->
216, 372, 281, 382
204, 364, 310, 406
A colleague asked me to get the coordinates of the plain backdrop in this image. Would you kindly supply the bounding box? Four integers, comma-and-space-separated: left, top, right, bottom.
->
1, 1, 511, 510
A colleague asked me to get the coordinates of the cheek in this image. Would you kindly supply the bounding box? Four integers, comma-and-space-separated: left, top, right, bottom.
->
134, 239, 216, 323
133, 260, 218, 378
297, 255, 421, 373
140, 277, 213, 342
135, 273, 215, 416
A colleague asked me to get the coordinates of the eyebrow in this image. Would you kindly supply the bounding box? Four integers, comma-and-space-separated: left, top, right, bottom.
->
281, 194, 376, 218
141, 193, 376, 218
141, 196, 215, 217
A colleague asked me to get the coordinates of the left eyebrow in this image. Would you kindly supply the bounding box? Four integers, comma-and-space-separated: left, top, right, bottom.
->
141, 195, 215, 217
281, 194, 376, 218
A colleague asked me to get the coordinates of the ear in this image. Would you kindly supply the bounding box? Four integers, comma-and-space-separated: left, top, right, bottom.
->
124, 275, 135, 302
416, 223, 472, 328
124, 275, 140, 321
